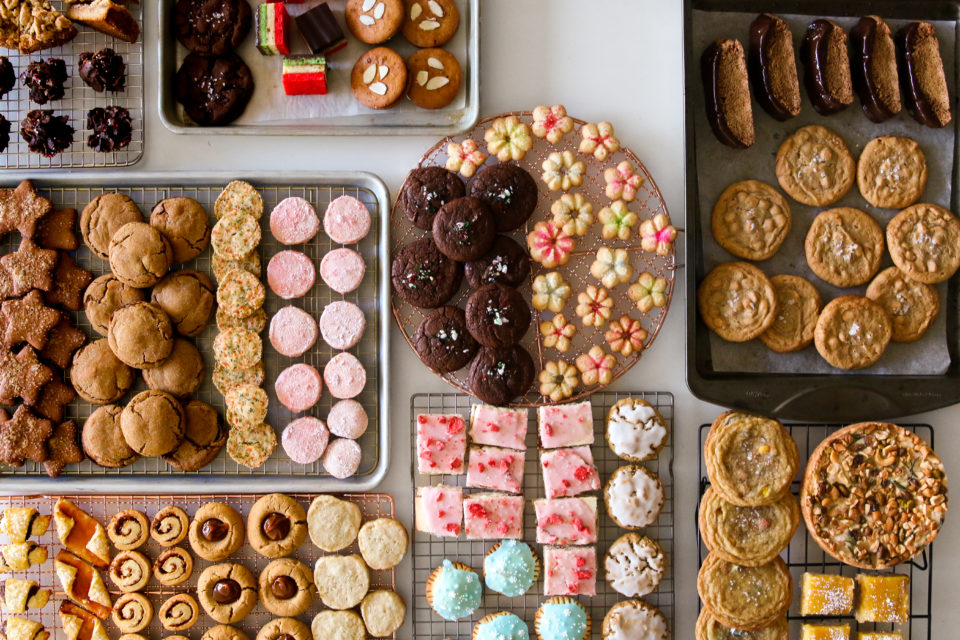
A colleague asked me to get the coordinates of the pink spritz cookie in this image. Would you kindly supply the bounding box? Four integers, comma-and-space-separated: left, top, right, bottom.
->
327, 399, 368, 439
267, 250, 316, 299
323, 352, 366, 399
275, 363, 323, 412
281, 416, 329, 464
322, 437, 362, 478
323, 196, 371, 245
319, 301, 366, 350
320, 248, 366, 294
269, 305, 318, 357
270, 196, 320, 245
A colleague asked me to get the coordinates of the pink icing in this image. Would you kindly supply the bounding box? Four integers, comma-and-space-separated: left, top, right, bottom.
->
320, 248, 365, 294
538, 401, 594, 449
267, 250, 315, 299
540, 446, 601, 498
323, 195, 371, 245
270, 196, 320, 245
269, 305, 318, 357
534, 497, 598, 545
469, 404, 527, 450
543, 545, 597, 596
463, 493, 523, 539
417, 485, 462, 537
466, 446, 524, 494
416, 414, 466, 475
322, 352, 366, 399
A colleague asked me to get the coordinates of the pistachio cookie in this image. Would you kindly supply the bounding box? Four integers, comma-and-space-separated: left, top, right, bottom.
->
857, 136, 927, 209
775, 125, 856, 206
759, 274, 822, 353
865, 266, 940, 342
197, 563, 258, 624
813, 295, 892, 370
246, 493, 307, 558
189, 503, 245, 561
258, 558, 315, 617
804, 207, 884, 287
697, 262, 776, 342
886, 202, 960, 284
711, 180, 791, 261
698, 486, 799, 566
697, 553, 792, 631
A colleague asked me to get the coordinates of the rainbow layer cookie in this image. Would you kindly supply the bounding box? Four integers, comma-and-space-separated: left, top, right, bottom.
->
282, 56, 327, 95
415, 485, 462, 538
463, 493, 523, 539
416, 413, 466, 475
538, 401, 594, 449
534, 497, 598, 545
466, 446, 524, 494
256, 2, 290, 55
540, 446, 601, 498
469, 404, 527, 450
543, 545, 597, 596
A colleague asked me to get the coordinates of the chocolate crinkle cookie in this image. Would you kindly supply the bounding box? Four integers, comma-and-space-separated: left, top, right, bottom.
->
22, 58, 67, 105
21, 110, 73, 157
79, 49, 126, 92
87, 106, 132, 152
0, 57, 14, 99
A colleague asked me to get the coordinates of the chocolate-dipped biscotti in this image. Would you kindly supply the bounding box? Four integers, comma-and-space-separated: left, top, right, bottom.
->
897, 21, 952, 128
748, 13, 801, 120
702, 38, 754, 148
850, 15, 902, 122
800, 19, 854, 115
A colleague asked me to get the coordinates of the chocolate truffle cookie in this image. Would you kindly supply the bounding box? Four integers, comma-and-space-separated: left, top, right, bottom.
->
120, 390, 185, 456
150, 197, 211, 264
108, 302, 175, 369
142, 338, 205, 398
189, 502, 245, 561
162, 400, 227, 471
398, 166, 465, 230
391, 237, 462, 308
469, 164, 539, 231
109, 222, 173, 288
258, 558, 315, 617
414, 305, 478, 372
197, 562, 258, 624
432, 196, 496, 261
81, 404, 139, 467
465, 283, 531, 347
80, 193, 143, 260
174, 0, 251, 55
464, 235, 531, 288
246, 493, 308, 558
176, 53, 254, 126
151, 270, 215, 337
84, 273, 146, 336
468, 344, 535, 405
70, 338, 135, 404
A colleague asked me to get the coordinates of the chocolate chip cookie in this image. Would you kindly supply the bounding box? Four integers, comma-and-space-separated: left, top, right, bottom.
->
189, 502, 245, 561
80, 193, 143, 260
759, 274, 822, 353
432, 196, 496, 261
397, 166, 465, 230
465, 283, 531, 348
174, 0, 251, 55
805, 207, 884, 288
108, 302, 175, 369
857, 135, 927, 209
711, 179, 791, 261
151, 270, 215, 337
775, 125, 856, 206
197, 562, 258, 624
391, 237, 462, 308
142, 338, 205, 398
468, 344, 535, 405
175, 53, 254, 126
886, 202, 960, 284
866, 266, 940, 343
109, 221, 173, 288
150, 197, 211, 264
120, 390, 185, 456
162, 400, 227, 471
258, 557, 315, 617
698, 261, 777, 342
81, 404, 139, 468
469, 163, 538, 231
464, 235, 531, 288
83, 273, 146, 336
413, 305, 478, 373
814, 295, 892, 370
70, 338, 135, 404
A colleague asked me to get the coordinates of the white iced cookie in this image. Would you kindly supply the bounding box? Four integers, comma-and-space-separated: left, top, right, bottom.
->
606, 397, 668, 462
601, 599, 670, 640
604, 533, 665, 598
603, 465, 664, 529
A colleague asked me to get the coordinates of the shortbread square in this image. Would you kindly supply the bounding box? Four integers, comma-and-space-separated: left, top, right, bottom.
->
543, 545, 596, 596
416, 413, 466, 474
538, 401, 594, 449
469, 404, 527, 450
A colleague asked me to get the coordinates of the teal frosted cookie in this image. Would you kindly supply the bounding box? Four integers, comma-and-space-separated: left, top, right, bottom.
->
425, 559, 481, 621
475, 612, 529, 640
534, 597, 590, 640
483, 540, 539, 597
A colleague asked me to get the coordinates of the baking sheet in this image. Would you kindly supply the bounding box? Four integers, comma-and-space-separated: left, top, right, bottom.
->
692, 10, 954, 375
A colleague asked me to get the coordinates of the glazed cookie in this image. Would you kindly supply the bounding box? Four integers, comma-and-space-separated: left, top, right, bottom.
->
107, 302, 175, 369
162, 400, 227, 472
258, 557, 315, 617
351, 47, 407, 109
150, 197, 211, 263
307, 495, 362, 552
886, 202, 960, 284
413, 305, 479, 373
174, 0, 251, 54
313, 554, 369, 610
153, 547, 193, 586
361, 590, 406, 637
216, 181, 263, 220
759, 274, 822, 353
226, 421, 277, 468
109, 222, 173, 288
697, 262, 777, 342
406, 48, 462, 110
80, 193, 143, 260
108, 510, 150, 550
704, 410, 799, 506
357, 517, 408, 570
697, 553, 792, 631
151, 270, 215, 337
805, 207, 884, 287
465, 235, 531, 288
189, 503, 245, 561
198, 563, 258, 624
699, 486, 800, 567
604, 533, 666, 598
469, 163, 539, 231
257, 618, 311, 640
605, 397, 669, 462
398, 166, 465, 230
465, 283, 531, 348
814, 295, 892, 369
175, 53, 254, 127
142, 338, 205, 399
120, 390, 185, 456
402, 0, 459, 47
695, 608, 788, 640
775, 125, 856, 206
866, 266, 940, 342
109, 550, 151, 592
158, 593, 199, 632
857, 136, 927, 208
246, 493, 307, 558
391, 237, 462, 309
603, 600, 670, 640
81, 404, 138, 467
432, 196, 496, 261
711, 180, 792, 261
345, 0, 402, 44
211, 213, 261, 261
604, 465, 665, 529
83, 274, 146, 336
468, 345, 535, 405
213, 328, 262, 371
152, 506, 189, 547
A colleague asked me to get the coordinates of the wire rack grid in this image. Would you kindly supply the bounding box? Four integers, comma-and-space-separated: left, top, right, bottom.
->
0, 492, 397, 639
390, 111, 680, 407
0, 0, 143, 168
696, 423, 935, 640
411, 391, 675, 639
0, 180, 384, 481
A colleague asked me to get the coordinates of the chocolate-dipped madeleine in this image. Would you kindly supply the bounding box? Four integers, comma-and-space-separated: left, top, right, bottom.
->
851, 16, 902, 122
800, 19, 854, 115
702, 38, 754, 148
749, 13, 801, 120
897, 21, 951, 128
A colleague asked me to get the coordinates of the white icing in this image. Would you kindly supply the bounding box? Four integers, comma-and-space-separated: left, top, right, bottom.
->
604, 536, 664, 597
605, 604, 669, 640
606, 467, 663, 528
607, 402, 668, 460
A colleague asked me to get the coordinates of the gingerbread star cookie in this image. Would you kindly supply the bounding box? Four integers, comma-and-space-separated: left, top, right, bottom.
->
30, 378, 76, 423
35, 208, 79, 251
1, 290, 60, 349
39, 316, 86, 369
0, 180, 53, 239
0, 346, 54, 405
43, 420, 83, 477
0, 238, 57, 296
0, 405, 52, 465
44, 253, 92, 311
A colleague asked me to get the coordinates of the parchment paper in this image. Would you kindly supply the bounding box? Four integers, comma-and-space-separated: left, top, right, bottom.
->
692, 10, 955, 375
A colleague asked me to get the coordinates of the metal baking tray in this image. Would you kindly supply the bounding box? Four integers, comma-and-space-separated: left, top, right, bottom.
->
684, 0, 960, 421
156, 0, 480, 136
0, 171, 390, 494
697, 423, 936, 639
411, 391, 675, 639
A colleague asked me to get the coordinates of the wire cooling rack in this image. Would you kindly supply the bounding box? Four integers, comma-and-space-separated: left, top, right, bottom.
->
0, 177, 386, 487
411, 391, 675, 639
697, 423, 935, 640
391, 111, 680, 407
0, 0, 143, 168
0, 492, 397, 639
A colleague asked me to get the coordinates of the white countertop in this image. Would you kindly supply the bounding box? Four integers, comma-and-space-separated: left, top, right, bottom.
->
109, 0, 959, 636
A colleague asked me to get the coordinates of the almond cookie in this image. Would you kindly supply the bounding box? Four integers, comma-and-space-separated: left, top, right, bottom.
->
704, 410, 799, 506
697, 553, 792, 631
258, 557, 315, 617
698, 486, 799, 567
865, 266, 940, 342
357, 517, 408, 570
711, 180, 791, 261
759, 274, 822, 353
814, 295, 892, 369
189, 503, 245, 562
775, 124, 856, 206
345, 0, 402, 44
805, 207, 884, 287
886, 202, 960, 283
695, 608, 788, 640
307, 495, 362, 552
857, 136, 927, 209
351, 47, 406, 110
197, 562, 258, 624
246, 493, 307, 558
697, 261, 776, 342
402, 0, 458, 47
406, 48, 461, 110
314, 554, 369, 610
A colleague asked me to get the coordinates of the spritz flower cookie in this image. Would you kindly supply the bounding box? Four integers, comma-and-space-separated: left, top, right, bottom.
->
598, 200, 637, 240
531, 104, 574, 143
531, 271, 571, 313
576, 345, 616, 386
590, 247, 633, 288
540, 314, 576, 352
484, 115, 532, 162
605, 315, 647, 356
541, 151, 585, 191
550, 193, 593, 236
628, 273, 667, 313
576, 285, 613, 327
579, 121, 620, 160
639, 213, 677, 255
527, 221, 574, 269
604, 161, 645, 202
445, 139, 486, 178
538, 360, 579, 402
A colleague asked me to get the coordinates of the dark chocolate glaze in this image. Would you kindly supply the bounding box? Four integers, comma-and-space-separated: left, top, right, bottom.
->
295, 3, 346, 55
800, 19, 850, 115
896, 22, 950, 128
748, 13, 798, 121
701, 40, 748, 148
851, 17, 898, 122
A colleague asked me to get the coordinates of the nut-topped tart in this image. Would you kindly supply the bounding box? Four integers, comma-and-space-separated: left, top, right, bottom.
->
801, 422, 948, 569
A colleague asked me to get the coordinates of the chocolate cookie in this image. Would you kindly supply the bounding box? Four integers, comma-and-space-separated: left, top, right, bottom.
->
142, 338, 205, 398
350, 46, 406, 110
397, 166, 465, 230
258, 558, 315, 618
246, 493, 307, 559
413, 305, 477, 373
80, 193, 143, 261
150, 197, 211, 264
120, 390, 185, 456
162, 400, 226, 471
84, 273, 146, 336
175, 53, 254, 127
174, 0, 251, 55
391, 237, 462, 309
468, 344, 535, 405
464, 235, 531, 288
469, 163, 538, 231
465, 283, 531, 347
189, 502, 245, 561
344, 0, 402, 44
151, 270, 215, 337
432, 196, 496, 261
197, 562, 258, 624
109, 221, 173, 288
108, 302, 175, 369
70, 338, 135, 404
81, 404, 138, 468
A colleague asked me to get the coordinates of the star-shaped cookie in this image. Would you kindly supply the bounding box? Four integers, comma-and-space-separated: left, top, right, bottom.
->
0, 238, 57, 296
0, 405, 52, 466
0, 180, 53, 239
1, 290, 60, 349
43, 420, 83, 477
35, 208, 79, 251
30, 378, 76, 423
39, 315, 86, 369
0, 346, 54, 405
44, 253, 92, 311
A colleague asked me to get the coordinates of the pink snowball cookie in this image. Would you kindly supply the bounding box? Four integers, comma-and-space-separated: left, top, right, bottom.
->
267, 250, 316, 299
270, 196, 320, 245
327, 399, 368, 439
320, 248, 366, 294
282, 416, 329, 464
323, 352, 366, 399
275, 363, 323, 412
323, 195, 371, 245
322, 437, 362, 478
319, 301, 366, 350
269, 305, 318, 357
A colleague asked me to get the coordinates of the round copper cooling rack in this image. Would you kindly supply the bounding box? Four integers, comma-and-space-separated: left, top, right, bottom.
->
390, 111, 678, 406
